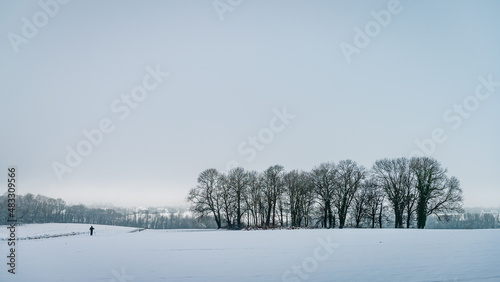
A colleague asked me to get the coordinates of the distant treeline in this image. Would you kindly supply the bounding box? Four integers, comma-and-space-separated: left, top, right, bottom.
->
426, 212, 500, 229
188, 157, 477, 229
0, 193, 217, 229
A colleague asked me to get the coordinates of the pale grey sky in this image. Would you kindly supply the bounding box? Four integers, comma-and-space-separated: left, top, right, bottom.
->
1, 0, 499, 208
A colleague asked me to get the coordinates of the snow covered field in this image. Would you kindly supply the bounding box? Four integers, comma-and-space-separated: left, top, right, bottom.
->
1, 224, 499, 281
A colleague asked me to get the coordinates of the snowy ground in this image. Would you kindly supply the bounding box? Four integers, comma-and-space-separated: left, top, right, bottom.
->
1, 224, 499, 281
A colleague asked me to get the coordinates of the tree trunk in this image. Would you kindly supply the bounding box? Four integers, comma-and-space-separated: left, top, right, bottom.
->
236, 199, 241, 229
394, 206, 404, 228
416, 198, 427, 229
327, 203, 334, 229
265, 203, 272, 226
378, 206, 383, 228
338, 212, 345, 229
272, 198, 276, 226
323, 204, 328, 228
280, 208, 284, 227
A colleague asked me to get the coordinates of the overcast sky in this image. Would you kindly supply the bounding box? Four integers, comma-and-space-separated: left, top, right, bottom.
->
1, 0, 499, 208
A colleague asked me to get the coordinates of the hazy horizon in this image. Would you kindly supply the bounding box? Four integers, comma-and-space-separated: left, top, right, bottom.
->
1, 1, 499, 208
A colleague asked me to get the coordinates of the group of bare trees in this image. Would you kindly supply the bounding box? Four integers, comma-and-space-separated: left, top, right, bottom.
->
187, 157, 464, 229
373, 157, 463, 228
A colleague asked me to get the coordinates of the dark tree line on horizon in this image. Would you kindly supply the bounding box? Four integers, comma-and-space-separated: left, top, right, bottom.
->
426, 212, 500, 229
0, 193, 216, 229
187, 157, 465, 229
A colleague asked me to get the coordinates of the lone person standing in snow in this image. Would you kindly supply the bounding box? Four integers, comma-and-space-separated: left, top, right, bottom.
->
90, 226, 94, 236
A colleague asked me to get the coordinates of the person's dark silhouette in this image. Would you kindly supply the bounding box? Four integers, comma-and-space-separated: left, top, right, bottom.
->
90, 226, 94, 236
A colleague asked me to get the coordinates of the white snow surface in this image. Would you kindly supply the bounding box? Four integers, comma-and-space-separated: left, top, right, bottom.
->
1, 224, 499, 281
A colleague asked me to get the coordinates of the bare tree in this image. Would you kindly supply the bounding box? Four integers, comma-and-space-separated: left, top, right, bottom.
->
427, 176, 463, 217
187, 168, 222, 228
299, 172, 315, 227
372, 158, 411, 228
227, 167, 249, 229
404, 172, 418, 228
277, 193, 288, 226
245, 171, 263, 226
312, 162, 337, 228
285, 170, 300, 227
352, 180, 370, 228
218, 173, 236, 228
364, 177, 385, 228
285, 170, 315, 227
334, 160, 366, 229
410, 157, 463, 228
262, 165, 285, 226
